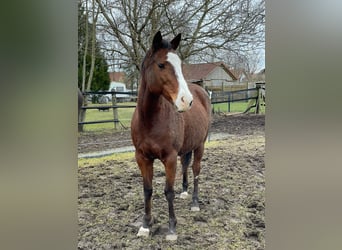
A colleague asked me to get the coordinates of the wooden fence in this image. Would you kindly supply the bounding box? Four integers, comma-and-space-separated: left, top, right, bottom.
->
78, 83, 265, 130
78, 90, 137, 130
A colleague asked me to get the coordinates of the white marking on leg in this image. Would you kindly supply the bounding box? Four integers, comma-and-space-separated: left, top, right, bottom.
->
167, 52, 193, 111
166, 233, 178, 241
137, 226, 150, 237
180, 191, 189, 199
191, 206, 200, 212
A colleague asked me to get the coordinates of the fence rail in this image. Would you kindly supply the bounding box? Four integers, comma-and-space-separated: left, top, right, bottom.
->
211, 87, 258, 104
79, 90, 137, 130
83, 105, 136, 109
78, 83, 265, 130
84, 90, 138, 95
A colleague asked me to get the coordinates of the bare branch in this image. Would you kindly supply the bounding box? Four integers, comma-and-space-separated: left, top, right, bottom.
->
93, 0, 265, 79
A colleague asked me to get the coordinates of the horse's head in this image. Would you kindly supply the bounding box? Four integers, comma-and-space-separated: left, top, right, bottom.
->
143, 31, 193, 112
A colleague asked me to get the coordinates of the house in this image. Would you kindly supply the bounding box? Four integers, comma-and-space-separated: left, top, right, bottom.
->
231, 67, 265, 87
230, 68, 251, 84
108, 71, 138, 91
254, 68, 265, 82
108, 82, 128, 94
245, 68, 265, 89
103, 72, 131, 103
182, 62, 244, 91
109, 71, 126, 83
252, 68, 265, 101
230, 68, 256, 91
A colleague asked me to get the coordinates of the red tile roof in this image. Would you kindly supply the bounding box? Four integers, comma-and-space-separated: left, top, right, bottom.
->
182, 62, 237, 82
108, 72, 125, 82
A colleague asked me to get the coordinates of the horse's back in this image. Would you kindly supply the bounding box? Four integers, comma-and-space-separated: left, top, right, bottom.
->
180, 84, 211, 154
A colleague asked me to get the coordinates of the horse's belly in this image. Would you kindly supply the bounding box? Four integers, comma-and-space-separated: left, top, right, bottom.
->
179, 126, 208, 155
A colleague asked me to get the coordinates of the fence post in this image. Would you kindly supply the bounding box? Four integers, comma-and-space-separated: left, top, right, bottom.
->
112, 93, 119, 129
79, 93, 88, 132
255, 85, 260, 114
227, 92, 231, 112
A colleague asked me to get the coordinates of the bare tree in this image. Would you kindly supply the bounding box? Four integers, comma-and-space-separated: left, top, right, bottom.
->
79, 0, 100, 131
80, 0, 89, 92
86, 0, 100, 91
222, 49, 264, 74
95, 0, 265, 82
79, 0, 89, 132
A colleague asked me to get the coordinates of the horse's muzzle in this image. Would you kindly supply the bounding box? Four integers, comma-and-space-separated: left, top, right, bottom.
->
175, 95, 193, 112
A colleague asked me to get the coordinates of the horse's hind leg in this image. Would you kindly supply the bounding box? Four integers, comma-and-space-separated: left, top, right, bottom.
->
180, 151, 192, 199
191, 144, 205, 211
136, 153, 154, 237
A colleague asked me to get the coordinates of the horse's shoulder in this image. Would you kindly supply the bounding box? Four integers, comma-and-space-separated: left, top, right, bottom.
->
188, 84, 210, 109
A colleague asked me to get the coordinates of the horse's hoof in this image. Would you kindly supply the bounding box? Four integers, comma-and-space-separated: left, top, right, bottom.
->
165, 233, 178, 241
191, 206, 200, 211
180, 191, 189, 199
137, 226, 150, 237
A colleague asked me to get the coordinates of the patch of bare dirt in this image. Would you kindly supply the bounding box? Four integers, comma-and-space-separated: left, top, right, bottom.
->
78, 113, 265, 154
78, 113, 265, 249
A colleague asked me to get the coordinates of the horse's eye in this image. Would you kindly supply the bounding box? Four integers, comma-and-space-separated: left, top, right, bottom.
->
157, 63, 165, 69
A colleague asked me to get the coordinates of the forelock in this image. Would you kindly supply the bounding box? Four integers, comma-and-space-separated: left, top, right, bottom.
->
161, 39, 172, 49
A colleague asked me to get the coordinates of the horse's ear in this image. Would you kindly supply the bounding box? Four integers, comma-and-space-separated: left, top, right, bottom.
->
171, 33, 181, 50
152, 31, 162, 52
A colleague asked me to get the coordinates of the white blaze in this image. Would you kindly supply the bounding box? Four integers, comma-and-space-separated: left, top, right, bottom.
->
167, 52, 193, 111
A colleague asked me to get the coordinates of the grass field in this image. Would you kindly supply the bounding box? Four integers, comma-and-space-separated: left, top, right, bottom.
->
82, 102, 135, 131
212, 99, 265, 113
81, 100, 265, 132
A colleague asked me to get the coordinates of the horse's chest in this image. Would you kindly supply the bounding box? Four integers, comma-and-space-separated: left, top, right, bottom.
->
144, 128, 183, 147
135, 125, 184, 158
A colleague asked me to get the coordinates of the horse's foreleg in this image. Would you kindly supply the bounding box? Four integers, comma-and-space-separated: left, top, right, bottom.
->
180, 151, 192, 199
191, 144, 204, 211
163, 153, 178, 240
136, 153, 154, 237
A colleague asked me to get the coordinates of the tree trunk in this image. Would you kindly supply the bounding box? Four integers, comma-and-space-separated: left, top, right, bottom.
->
79, 0, 89, 133
80, 1, 100, 132
86, 1, 99, 91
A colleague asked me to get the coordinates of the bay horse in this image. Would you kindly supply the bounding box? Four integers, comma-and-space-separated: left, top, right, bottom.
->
131, 31, 211, 240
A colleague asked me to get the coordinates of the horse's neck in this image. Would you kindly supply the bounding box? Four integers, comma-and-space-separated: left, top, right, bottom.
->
137, 82, 164, 125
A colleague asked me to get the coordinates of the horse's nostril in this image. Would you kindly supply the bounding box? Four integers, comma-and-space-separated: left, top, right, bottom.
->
189, 100, 193, 107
